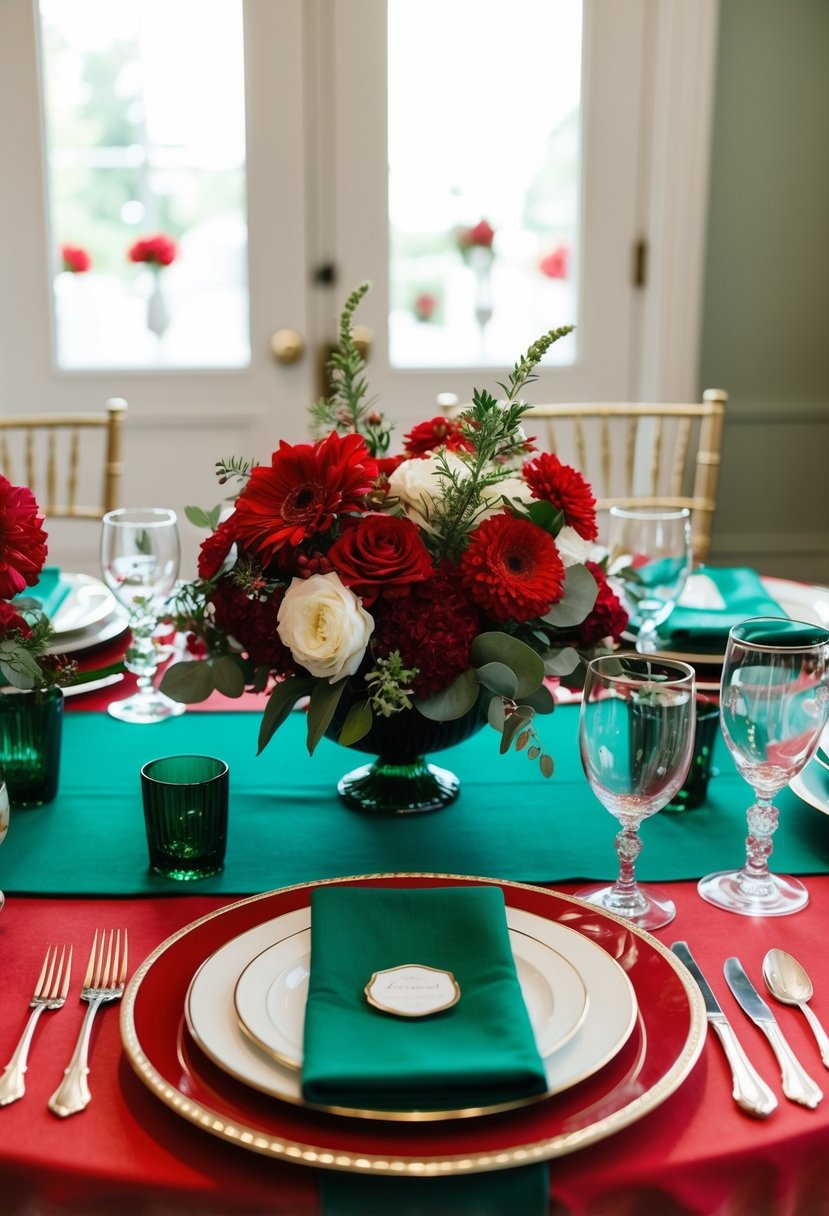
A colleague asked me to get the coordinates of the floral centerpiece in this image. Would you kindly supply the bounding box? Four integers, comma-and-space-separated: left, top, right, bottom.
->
161, 283, 627, 811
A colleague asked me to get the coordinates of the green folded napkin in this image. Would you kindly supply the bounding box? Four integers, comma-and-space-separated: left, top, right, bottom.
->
13, 567, 72, 622
660, 567, 785, 651
301, 886, 548, 1111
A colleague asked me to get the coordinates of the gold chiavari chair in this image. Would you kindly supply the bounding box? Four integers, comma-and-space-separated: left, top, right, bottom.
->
516, 391, 727, 563
0, 398, 127, 519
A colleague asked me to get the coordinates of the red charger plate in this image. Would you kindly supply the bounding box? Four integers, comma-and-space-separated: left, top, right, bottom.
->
121, 873, 705, 1176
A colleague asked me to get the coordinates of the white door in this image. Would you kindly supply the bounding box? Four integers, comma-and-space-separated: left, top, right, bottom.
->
0, 0, 715, 575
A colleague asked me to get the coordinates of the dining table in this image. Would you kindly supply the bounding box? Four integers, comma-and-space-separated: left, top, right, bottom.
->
3, 587, 829, 1216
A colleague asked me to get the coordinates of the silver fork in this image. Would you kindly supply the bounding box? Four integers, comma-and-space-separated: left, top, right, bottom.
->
0, 944, 73, 1105
47, 929, 128, 1118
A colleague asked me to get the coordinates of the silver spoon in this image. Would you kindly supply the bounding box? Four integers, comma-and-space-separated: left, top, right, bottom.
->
763, 949, 829, 1068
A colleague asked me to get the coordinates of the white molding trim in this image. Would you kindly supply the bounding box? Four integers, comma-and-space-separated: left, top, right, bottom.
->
638, 0, 720, 402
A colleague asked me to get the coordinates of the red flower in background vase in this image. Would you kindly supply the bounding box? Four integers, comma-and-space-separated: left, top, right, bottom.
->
128, 234, 178, 267
61, 244, 92, 273
413, 292, 438, 322
455, 218, 495, 253
0, 476, 48, 599
539, 245, 569, 280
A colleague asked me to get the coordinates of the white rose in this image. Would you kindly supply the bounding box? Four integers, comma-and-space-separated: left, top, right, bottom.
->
277, 573, 374, 683
476, 475, 535, 523
387, 452, 469, 532
556, 525, 605, 568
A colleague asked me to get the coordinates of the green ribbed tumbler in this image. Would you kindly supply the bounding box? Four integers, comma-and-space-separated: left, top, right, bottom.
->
140, 755, 228, 880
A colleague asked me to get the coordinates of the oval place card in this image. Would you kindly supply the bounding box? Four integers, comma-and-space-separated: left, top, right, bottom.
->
365, 964, 461, 1017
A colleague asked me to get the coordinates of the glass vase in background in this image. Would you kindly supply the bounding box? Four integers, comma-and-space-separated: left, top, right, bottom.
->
0, 687, 64, 808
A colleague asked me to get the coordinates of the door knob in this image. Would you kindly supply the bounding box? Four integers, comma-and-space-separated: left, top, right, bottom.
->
271, 329, 305, 364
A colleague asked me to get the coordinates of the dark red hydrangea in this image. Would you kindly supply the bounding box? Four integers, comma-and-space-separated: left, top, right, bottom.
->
575, 561, 629, 646
210, 577, 294, 673
197, 517, 237, 580
371, 564, 481, 698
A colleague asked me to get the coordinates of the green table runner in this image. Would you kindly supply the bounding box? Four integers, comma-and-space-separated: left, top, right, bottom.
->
3, 708, 829, 896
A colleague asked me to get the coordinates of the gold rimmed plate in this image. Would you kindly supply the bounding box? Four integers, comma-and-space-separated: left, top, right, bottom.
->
230, 911, 589, 1073
121, 873, 706, 1176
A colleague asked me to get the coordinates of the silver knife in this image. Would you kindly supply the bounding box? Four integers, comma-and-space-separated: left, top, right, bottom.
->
723, 957, 822, 1109
672, 942, 777, 1118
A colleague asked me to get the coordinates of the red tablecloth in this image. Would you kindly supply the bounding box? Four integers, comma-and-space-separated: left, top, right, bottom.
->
3, 881, 829, 1215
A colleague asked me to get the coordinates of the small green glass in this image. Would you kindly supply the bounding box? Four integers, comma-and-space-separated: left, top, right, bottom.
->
0, 686, 64, 808
665, 695, 720, 811
140, 755, 228, 880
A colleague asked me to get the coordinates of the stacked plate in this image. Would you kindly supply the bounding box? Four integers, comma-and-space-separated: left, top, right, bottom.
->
121, 874, 706, 1175
43, 572, 128, 657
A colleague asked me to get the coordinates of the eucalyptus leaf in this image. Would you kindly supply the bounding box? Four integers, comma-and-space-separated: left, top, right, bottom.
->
470, 632, 545, 698
212, 655, 247, 698
184, 505, 219, 530
541, 564, 598, 627
486, 695, 506, 731
542, 646, 582, 676
475, 661, 518, 699
416, 667, 480, 721
338, 699, 373, 747
540, 753, 555, 778
0, 660, 36, 690
159, 659, 216, 704
306, 678, 348, 755
518, 683, 556, 715
258, 676, 315, 754
499, 706, 534, 754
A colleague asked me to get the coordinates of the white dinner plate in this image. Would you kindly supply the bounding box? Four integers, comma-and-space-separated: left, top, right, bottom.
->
186, 904, 637, 1121
48, 573, 117, 635
625, 576, 829, 667
46, 606, 129, 655
233, 915, 588, 1071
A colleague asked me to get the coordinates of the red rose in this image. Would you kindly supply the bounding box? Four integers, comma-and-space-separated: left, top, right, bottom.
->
61, 244, 91, 273
0, 476, 48, 599
575, 561, 629, 646
403, 417, 473, 458
0, 600, 33, 640
328, 514, 433, 607
128, 234, 178, 266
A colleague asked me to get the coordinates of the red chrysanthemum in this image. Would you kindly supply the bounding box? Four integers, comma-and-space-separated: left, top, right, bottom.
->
0, 476, 48, 599
0, 599, 33, 640
403, 417, 473, 457
197, 517, 237, 580
371, 564, 481, 697
522, 452, 598, 541
460, 513, 565, 623
231, 432, 378, 562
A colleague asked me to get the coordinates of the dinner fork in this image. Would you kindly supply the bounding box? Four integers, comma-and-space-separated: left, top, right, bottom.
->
47, 929, 128, 1118
0, 943, 73, 1105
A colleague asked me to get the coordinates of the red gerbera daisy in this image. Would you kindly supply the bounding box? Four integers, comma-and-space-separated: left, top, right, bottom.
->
522, 452, 598, 541
460, 513, 565, 623
231, 432, 378, 562
0, 476, 48, 599
403, 416, 473, 457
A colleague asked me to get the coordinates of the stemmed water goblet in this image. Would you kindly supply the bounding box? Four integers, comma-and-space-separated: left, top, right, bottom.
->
100, 508, 185, 724
698, 617, 829, 916
576, 654, 696, 930
607, 506, 692, 654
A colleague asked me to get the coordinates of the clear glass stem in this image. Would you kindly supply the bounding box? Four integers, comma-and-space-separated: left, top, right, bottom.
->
741, 796, 779, 884
611, 823, 646, 906
124, 604, 160, 685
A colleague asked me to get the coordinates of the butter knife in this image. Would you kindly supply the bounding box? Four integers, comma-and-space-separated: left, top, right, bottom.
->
671, 942, 777, 1118
723, 957, 823, 1109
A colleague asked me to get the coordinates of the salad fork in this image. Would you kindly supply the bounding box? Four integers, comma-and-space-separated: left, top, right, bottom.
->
0, 943, 73, 1105
48, 929, 128, 1118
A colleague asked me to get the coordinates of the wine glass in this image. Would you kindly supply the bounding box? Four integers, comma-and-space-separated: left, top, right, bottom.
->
101, 508, 185, 724
0, 769, 8, 912
607, 507, 692, 654
576, 654, 696, 930
698, 617, 829, 916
